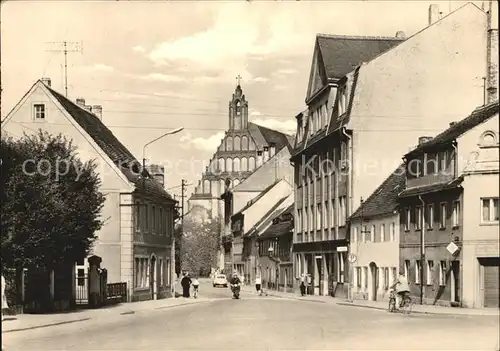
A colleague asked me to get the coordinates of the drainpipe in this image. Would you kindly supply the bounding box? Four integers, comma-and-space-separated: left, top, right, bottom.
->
342, 127, 353, 296
418, 195, 425, 305
452, 142, 458, 178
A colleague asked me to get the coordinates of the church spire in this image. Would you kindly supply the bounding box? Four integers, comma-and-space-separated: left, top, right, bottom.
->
229, 76, 248, 130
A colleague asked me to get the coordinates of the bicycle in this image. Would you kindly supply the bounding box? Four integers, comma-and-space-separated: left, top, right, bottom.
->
388, 289, 413, 314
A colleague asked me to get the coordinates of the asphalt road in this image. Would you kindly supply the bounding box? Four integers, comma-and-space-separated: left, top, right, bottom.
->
3, 280, 499, 350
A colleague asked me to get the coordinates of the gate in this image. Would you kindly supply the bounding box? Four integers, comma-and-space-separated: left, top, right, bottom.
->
75, 271, 89, 305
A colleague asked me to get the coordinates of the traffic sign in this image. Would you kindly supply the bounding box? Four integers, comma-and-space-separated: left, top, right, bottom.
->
348, 253, 357, 263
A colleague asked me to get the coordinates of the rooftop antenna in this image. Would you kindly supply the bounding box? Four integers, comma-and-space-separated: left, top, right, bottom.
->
46, 41, 83, 97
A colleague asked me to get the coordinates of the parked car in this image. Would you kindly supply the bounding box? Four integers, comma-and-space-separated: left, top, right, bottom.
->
213, 274, 228, 287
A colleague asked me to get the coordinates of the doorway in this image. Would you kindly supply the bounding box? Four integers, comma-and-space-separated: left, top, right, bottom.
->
150, 255, 157, 300
450, 260, 460, 303
369, 262, 378, 301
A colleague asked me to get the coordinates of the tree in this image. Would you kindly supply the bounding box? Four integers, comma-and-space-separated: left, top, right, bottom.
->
179, 217, 221, 277
0, 131, 106, 270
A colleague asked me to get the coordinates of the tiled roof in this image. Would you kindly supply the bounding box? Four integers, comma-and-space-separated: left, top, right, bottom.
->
248, 122, 293, 152
257, 203, 294, 239
406, 102, 499, 157
317, 34, 404, 81
46, 85, 173, 201
398, 177, 463, 198
350, 165, 406, 219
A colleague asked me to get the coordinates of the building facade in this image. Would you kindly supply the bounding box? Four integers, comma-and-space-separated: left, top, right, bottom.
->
230, 181, 293, 281
349, 166, 404, 302
291, 34, 404, 297
257, 204, 294, 293
399, 102, 499, 307
1, 79, 177, 302
291, 3, 496, 298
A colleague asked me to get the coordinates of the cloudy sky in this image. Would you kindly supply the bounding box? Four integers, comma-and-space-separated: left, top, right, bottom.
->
1, 0, 477, 198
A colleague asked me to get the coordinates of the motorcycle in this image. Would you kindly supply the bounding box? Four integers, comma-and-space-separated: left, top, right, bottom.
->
230, 283, 241, 299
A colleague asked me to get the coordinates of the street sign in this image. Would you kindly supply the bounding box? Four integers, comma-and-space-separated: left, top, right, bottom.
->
337, 246, 348, 252
348, 253, 357, 263
446, 242, 459, 255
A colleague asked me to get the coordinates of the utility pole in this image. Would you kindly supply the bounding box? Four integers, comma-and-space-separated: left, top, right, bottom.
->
46, 41, 83, 97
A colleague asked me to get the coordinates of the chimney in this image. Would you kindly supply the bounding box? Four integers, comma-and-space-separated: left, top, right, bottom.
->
76, 98, 86, 107
487, 0, 499, 103
269, 143, 276, 157
263, 146, 269, 162
92, 105, 103, 120
449, 121, 457, 127
395, 31, 406, 39
256, 150, 263, 168
418, 136, 433, 145
428, 4, 440, 26
41, 78, 51, 87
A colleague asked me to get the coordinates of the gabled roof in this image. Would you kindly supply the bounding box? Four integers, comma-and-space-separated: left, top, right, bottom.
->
45, 83, 173, 201
233, 180, 281, 216
248, 122, 293, 153
316, 34, 404, 81
258, 203, 294, 240
350, 165, 406, 220
405, 102, 499, 157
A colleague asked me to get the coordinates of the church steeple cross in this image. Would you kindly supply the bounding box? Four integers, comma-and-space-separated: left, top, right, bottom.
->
236, 74, 242, 86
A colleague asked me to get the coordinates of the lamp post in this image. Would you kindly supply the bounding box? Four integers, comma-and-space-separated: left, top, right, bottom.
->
141, 127, 184, 297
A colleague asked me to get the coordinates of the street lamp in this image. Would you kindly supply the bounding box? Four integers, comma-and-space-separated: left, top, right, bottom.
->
141, 127, 184, 297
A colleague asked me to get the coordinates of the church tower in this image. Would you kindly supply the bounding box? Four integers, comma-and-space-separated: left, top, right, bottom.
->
228, 76, 249, 130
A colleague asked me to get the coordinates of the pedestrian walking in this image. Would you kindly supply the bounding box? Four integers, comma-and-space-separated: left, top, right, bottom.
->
255, 276, 262, 296
192, 277, 200, 298
1, 274, 9, 321
181, 272, 192, 298
300, 274, 306, 296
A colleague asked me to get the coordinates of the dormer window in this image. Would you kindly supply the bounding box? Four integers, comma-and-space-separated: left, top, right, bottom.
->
34, 104, 46, 119
338, 85, 348, 117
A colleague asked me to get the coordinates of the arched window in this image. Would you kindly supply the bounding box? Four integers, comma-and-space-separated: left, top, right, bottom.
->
242, 136, 249, 150
218, 158, 225, 172
233, 158, 240, 172
234, 136, 241, 150
249, 157, 256, 171
219, 179, 225, 193
249, 138, 256, 150
480, 131, 497, 147
241, 157, 248, 171
226, 158, 233, 172
203, 179, 210, 194
209, 160, 218, 173
211, 180, 218, 196
226, 136, 233, 151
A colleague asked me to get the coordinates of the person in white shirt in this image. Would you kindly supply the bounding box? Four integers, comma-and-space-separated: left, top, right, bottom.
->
191, 277, 200, 298
390, 270, 411, 308
255, 276, 262, 296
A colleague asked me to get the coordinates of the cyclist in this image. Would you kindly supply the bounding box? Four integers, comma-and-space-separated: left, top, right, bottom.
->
192, 277, 200, 298
390, 270, 410, 308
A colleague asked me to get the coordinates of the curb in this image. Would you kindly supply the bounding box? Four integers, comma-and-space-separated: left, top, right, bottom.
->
154, 300, 212, 310
336, 302, 499, 317
2, 318, 91, 334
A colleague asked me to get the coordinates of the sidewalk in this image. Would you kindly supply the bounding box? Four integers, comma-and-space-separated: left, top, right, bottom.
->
241, 286, 499, 316
336, 299, 500, 316
2, 295, 213, 334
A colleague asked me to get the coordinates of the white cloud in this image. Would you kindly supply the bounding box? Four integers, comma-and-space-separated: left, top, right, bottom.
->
180, 131, 225, 151
87, 63, 114, 72
273, 68, 298, 76
132, 45, 146, 53
253, 76, 269, 83
141, 73, 187, 83
147, 6, 313, 73
251, 118, 296, 134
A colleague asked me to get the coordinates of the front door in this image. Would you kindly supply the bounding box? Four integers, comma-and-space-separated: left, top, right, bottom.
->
150, 256, 157, 300
369, 262, 378, 301
451, 260, 460, 303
